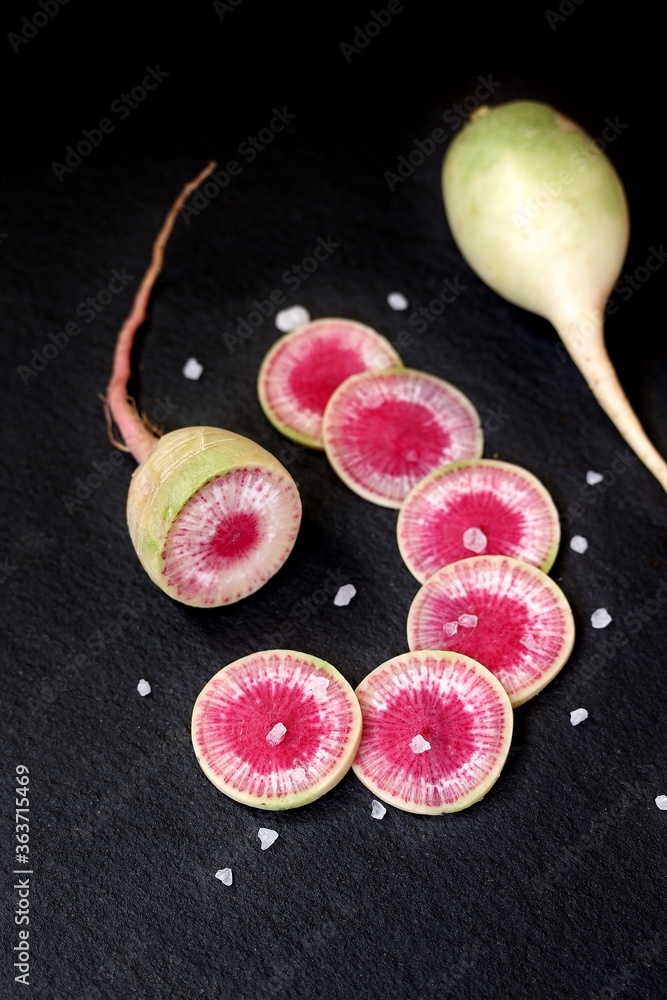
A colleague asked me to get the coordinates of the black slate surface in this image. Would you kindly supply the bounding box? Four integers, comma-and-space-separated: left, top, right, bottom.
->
3, 4, 666, 999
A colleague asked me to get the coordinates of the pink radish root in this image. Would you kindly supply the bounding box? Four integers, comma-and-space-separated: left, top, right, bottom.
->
104, 161, 217, 464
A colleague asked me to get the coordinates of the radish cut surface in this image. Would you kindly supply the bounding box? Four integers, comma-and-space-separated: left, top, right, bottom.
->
397, 459, 561, 582
407, 555, 575, 707
352, 651, 512, 814
258, 318, 402, 449
322, 368, 483, 508
191, 650, 362, 809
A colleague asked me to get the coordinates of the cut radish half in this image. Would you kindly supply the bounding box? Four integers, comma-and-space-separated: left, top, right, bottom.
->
352, 651, 513, 814
127, 427, 301, 607
397, 459, 561, 582
258, 318, 402, 449
191, 650, 362, 809
407, 555, 575, 707
322, 368, 483, 508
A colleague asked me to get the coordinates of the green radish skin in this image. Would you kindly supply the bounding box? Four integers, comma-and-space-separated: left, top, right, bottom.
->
443, 101, 667, 493
127, 427, 301, 608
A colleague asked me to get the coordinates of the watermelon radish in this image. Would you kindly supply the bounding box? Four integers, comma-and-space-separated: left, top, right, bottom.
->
257, 318, 402, 449
352, 650, 513, 814
407, 555, 575, 707
322, 368, 483, 508
397, 459, 561, 582
191, 650, 362, 809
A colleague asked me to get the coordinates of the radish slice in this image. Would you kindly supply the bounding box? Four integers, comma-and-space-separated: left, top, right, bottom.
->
258, 318, 402, 449
352, 650, 513, 814
397, 459, 561, 582
322, 368, 483, 508
191, 650, 362, 810
407, 555, 575, 707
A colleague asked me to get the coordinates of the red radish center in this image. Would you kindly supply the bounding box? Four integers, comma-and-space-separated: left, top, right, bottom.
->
210, 511, 261, 563
288, 341, 366, 415
356, 399, 451, 476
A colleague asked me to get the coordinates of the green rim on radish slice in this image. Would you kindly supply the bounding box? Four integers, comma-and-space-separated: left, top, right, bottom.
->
443, 102, 667, 495
104, 164, 302, 607
191, 650, 362, 809
322, 368, 483, 508
407, 555, 575, 707
397, 459, 561, 583
258, 318, 402, 449
352, 651, 512, 815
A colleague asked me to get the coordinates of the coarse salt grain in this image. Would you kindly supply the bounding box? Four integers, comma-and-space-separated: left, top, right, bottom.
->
387, 291, 409, 311
334, 584, 356, 607
275, 305, 310, 333
570, 708, 588, 726
655, 795, 667, 811
458, 614, 478, 628
462, 527, 487, 554
215, 868, 233, 885
570, 535, 589, 554
258, 828, 279, 850
137, 679, 151, 697
183, 357, 204, 380
410, 734, 431, 754
266, 722, 287, 746
591, 608, 612, 629
586, 470, 604, 485
371, 799, 387, 820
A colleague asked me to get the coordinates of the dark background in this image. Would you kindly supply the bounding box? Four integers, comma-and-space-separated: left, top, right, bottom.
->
2, 3, 666, 998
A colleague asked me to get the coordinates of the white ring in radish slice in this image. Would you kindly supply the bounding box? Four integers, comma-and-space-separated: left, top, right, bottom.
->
397, 459, 561, 582
322, 368, 483, 508
407, 555, 575, 707
352, 651, 513, 814
191, 650, 362, 810
258, 318, 402, 449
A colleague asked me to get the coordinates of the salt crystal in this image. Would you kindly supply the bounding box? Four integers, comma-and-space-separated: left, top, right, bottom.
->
266, 722, 287, 746
334, 584, 357, 607
443, 621, 459, 637
591, 608, 612, 629
387, 291, 409, 311
458, 614, 478, 628
570, 708, 588, 726
137, 679, 151, 697
570, 535, 589, 554
258, 827, 279, 850
289, 766, 307, 784
371, 799, 387, 820
410, 734, 431, 754
308, 676, 330, 696
586, 470, 604, 485
215, 868, 233, 885
183, 357, 204, 380
462, 527, 487, 554
520, 633, 542, 653
275, 305, 310, 333
655, 795, 667, 811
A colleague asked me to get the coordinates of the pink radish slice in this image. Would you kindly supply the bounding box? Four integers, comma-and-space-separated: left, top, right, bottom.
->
407, 555, 575, 707
162, 465, 301, 607
322, 368, 483, 508
258, 318, 402, 449
352, 651, 513, 814
397, 459, 561, 582
191, 650, 362, 809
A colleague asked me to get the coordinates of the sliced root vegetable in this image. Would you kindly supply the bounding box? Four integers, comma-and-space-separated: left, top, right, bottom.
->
397, 459, 561, 582
322, 368, 483, 508
407, 555, 575, 707
352, 650, 512, 814
128, 428, 302, 607
258, 318, 402, 449
191, 650, 362, 809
